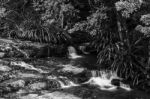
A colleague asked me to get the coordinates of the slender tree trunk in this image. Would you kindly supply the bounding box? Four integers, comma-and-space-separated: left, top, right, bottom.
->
116, 11, 123, 41
61, 12, 64, 29
148, 40, 150, 66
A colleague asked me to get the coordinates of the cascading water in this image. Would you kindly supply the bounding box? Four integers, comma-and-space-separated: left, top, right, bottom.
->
68, 46, 82, 59
47, 75, 79, 89
47, 47, 132, 92
47, 70, 131, 92
84, 70, 132, 91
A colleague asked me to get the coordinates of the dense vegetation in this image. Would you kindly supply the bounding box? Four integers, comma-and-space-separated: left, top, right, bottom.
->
0, 0, 150, 90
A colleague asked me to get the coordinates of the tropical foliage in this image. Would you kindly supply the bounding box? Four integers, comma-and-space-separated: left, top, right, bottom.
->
0, 0, 75, 44
0, 0, 150, 90
69, 0, 150, 88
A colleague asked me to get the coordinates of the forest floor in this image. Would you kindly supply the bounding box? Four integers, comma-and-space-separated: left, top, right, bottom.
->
0, 38, 150, 99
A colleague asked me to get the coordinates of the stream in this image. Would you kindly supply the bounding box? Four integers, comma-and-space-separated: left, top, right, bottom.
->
0, 46, 150, 99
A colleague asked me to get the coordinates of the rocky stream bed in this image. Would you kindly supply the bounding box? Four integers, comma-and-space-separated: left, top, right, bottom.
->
0, 38, 150, 99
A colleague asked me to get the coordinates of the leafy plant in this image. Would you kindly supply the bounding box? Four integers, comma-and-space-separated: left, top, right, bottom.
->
98, 33, 148, 86
96, 0, 150, 87
71, 0, 150, 88
0, 0, 73, 44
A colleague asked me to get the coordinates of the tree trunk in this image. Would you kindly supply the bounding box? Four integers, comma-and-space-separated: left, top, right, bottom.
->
148, 40, 150, 66
116, 11, 123, 41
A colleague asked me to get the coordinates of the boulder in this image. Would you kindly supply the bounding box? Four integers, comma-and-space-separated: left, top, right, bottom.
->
111, 79, 121, 86
0, 52, 5, 58
28, 82, 47, 91
0, 79, 25, 93
0, 65, 11, 72
9, 80, 25, 88
74, 70, 91, 83
59, 64, 85, 75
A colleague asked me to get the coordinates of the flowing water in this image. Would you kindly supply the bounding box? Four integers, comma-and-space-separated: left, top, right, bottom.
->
0, 46, 150, 99
61, 46, 150, 98
68, 46, 82, 59
84, 70, 131, 91
47, 75, 79, 88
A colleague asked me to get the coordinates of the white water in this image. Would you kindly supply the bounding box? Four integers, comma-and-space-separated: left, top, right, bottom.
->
68, 46, 82, 59
47, 70, 131, 92
47, 75, 79, 88
84, 70, 132, 91
10, 61, 48, 73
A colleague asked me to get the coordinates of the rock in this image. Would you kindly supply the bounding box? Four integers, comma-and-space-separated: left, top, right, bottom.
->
11, 61, 48, 73
20, 94, 38, 99
17, 89, 28, 94
111, 79, 120, 86
0, 52, 5, 58
0, 59, 9, 65
0, 73, 16, 83
29, 82, 47, 91
0, 80, 25, 94
17, 73, 43, 78
38, 92, 81, 99
20, 92, 81, 99
0, 65, 11, 72
58, 64, 85, 74
9, 80, 25, 88
74, 70, 90, 83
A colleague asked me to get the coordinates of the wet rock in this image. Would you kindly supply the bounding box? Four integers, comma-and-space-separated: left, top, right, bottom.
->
20, 94, 38, 99
0, 59, 9, 65
38, 92, 81, 99
0, 44, 11, 52
28, 82, 47, 91
74, 70, 90, 83
58, 64, 85, 74
0, 52, 5, 58
16, 89, 28, 94
46, 79, 61, 89
0, 86, 12, 94
111, 79, 121, 86
0, 79, 25, 93
20, 92, 81, 99
0, 65, 11, 72
17, 73, 43, 78
11, 61, 48, 73
9, 80, 25, 88
0, 73, 16, 83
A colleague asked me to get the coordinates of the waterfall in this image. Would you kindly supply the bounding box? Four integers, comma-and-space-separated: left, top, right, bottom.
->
68, 46, 82, 59
47, 70, 131, 91
47, 75, 79, 89
83, 70, 132, 91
